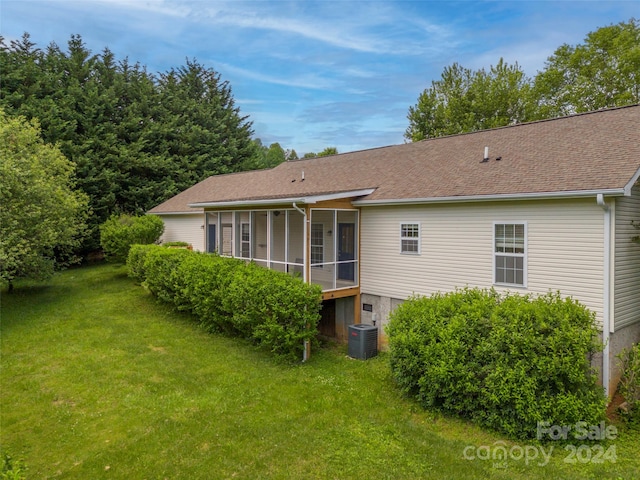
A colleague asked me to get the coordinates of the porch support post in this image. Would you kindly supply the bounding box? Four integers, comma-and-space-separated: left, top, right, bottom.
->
293, 202, 312, 361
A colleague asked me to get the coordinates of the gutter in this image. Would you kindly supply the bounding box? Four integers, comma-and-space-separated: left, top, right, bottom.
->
148, 210, 204, 215
353, 188, 628, 206
597, 193, 611, 399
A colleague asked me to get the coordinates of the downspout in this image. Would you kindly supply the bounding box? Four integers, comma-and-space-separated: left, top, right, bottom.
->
597, 193, 611, 398
293, 202, 310, 362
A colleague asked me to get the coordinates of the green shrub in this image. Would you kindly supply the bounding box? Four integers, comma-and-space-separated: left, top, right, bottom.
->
162, 241, 191, 248
387, 288, 498, 416
387, 288, 606, 440
617, 343, 640, 424
223, 262, 323, 359
141, 246, 192, 305
480, 292, 605, 438
174, 251, 244, 332
127, 245, 322, 362
99, 214, 164, 263
126, 244, 156, 283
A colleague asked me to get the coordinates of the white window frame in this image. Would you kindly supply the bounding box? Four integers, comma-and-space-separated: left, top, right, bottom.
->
493, 221, 527, 287
400, 222, 421, 255
239, 221, 251, 259
310, 223, 324, 267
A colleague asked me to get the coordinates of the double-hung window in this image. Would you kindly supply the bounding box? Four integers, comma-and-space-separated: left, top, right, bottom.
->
400, 223, 420, 254
311, 223, 324, 267
494, 222, 526, 286
240, 222, 250, 258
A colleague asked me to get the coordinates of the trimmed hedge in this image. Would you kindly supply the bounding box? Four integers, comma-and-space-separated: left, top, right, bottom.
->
387, 288, 606, 440
126, 244, 322, 362
126, 244, 157, 284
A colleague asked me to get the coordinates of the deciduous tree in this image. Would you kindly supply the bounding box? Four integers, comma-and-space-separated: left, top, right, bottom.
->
0, 110, 88, 291
533, 18, 640, 118
405, 59, 532, 141
405, 19, 640, 141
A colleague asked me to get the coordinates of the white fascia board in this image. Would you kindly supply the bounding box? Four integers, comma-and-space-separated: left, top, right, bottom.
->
304, 189, 376, 203
189, 189, 376, 209
623, 166, 640, 195
149, 210, 204, 215
189, 197, 306, 208
352, 188, 627, 206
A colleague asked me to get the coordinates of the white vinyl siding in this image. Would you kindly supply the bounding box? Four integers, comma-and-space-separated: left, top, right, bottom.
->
155, 213, 204, 251
614, 186, 640, 330
360, 198, 605, 327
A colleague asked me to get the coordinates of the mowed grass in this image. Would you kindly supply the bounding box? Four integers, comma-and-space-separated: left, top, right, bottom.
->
1, 264, 639, 479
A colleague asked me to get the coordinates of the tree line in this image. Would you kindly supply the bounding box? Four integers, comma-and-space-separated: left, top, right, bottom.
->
1, 19, 637, 288
405, 18, 639, 141
1, 34, 256, 250
0, 34, 340, 249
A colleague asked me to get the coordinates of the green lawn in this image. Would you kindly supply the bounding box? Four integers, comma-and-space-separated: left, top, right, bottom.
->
1, 264, 638, 479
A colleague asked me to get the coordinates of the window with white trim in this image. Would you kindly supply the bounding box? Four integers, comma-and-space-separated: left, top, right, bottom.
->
494, 223, 526, 286
400, 223, 420, 254
240, 222, 250, 258
311, 223, 324, 266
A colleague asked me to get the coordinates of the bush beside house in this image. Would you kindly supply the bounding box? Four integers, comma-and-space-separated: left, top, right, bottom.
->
387, 288, 607, 440
617, 343, 640, 424
100, 214, 164, 263
127, 245, 322, 362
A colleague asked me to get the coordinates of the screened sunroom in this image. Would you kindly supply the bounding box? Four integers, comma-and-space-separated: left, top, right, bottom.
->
203, 207, 359, 292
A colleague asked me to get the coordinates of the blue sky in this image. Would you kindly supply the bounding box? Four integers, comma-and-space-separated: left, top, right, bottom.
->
1, 1, 637, 154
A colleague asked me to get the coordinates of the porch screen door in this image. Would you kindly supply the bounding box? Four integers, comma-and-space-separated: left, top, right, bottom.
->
207, 224, 216, 253
337, 223, 355, 281
220, 224, 233, 256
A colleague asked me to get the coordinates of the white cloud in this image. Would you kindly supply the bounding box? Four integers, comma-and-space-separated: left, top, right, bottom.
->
192, 1, 456, 56
90, 0, 191, 17
202, 11, 386, 53
218, 62, 339, 91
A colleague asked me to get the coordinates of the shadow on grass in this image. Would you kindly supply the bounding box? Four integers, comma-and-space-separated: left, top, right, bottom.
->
2, 283, 54, 296
1, 283, 65, 330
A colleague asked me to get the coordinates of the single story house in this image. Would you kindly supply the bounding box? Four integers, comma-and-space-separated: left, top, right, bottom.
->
149, 105, 640, 397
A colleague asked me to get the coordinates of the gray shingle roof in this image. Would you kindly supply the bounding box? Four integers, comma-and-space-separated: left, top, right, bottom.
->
149, 105, 640, 213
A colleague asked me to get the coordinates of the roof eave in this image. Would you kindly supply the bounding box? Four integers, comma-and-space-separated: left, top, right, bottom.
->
188, 188, 376, 209
148, 210, 204, 215
352, 188, 628, 206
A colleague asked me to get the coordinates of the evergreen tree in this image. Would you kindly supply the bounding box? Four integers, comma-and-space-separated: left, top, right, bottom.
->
0, 35, 255, 251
